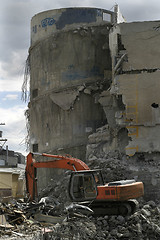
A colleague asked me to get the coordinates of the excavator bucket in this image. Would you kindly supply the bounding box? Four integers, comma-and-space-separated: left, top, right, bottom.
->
69, 171, 98, 202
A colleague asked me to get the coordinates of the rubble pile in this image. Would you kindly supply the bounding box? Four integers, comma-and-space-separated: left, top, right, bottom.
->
87, 155, 132, 183
38, 171, 72, 214
0, 156, 159, 239
91, 201, 160, 240
43, 218, 97, 240
0, 201, 43, 240
0, 193, 159, 239
30, 200, 160, 240
36, 156, 160, 239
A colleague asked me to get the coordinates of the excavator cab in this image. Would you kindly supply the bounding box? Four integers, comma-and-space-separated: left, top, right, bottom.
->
69, 170, 103, 202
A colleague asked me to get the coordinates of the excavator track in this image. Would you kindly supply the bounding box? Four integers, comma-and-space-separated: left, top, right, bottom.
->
84, 199, 138, 216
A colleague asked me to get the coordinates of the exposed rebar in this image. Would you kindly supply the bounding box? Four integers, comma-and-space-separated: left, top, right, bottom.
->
22, 55, 30, 102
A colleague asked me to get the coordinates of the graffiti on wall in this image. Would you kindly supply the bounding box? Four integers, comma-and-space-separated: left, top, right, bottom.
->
32, 17, 56, 34
41, 18, 56, 28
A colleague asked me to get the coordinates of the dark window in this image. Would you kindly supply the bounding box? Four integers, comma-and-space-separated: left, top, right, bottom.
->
105, 190, 110, 195
33, 144, 38, 152
117, 34, 126, 51
111, 190, 115, 195
32, 89, 38, 98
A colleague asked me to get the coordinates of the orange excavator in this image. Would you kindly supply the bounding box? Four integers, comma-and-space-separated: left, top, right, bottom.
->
25, 152, 144, 215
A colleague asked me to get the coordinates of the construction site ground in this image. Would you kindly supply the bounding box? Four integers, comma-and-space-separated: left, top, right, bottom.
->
0, 155, 159, 239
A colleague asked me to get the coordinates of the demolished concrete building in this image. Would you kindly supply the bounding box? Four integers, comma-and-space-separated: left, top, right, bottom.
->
28, 7, 115, 158
88, 20, 160, 200
109, 21, 160, 156
26, 7, 160, 200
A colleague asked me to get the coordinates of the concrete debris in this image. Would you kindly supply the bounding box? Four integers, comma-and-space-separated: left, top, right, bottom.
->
50, 83, 103, 110
0, 199, 159, 240
0, 156, 159, 239
33, 213, 65, 224
88, 124, 111, 144
77, 85, 85, 92
86, 122, 160, 200
50, 90, 79, 110
43, 219, 97, 240
84, 88, 92, 95
66, 203, 94, 217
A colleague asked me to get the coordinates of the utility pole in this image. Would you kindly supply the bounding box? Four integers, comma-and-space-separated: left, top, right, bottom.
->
0, 123, 7, 150
0, 123, 8, 165
6, 145, 8, 166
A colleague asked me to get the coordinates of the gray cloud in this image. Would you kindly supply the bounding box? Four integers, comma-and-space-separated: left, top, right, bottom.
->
1, 0, 160, 81
119, 0, 160, 22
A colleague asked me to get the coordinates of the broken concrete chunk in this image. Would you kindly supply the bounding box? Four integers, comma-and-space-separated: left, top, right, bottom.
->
141, 208, 151, 217
33, 213, 65, 224
50, 90, 79, 110
80, 30, 88, 36
88, 127, 111, 144
0, 215, 14, 229
99, 91, 113, 107
84, 88, 92, 95
85, 127, 93, 133
89, 85, 99, 91
77, 85, 85, 92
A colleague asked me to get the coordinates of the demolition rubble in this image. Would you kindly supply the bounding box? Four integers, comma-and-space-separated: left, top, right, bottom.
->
0, 157, 159, 240
0, 200, 159, 239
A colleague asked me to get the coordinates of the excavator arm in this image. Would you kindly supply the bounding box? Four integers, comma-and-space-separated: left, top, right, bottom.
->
25, 152, 90, 201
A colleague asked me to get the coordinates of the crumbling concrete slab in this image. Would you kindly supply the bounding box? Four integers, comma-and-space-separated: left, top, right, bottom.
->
110, 21, 160, 70
98, 90, 124, 128
34, 213, 65, 224
108, 20, 160, 157
50, 90, 79, 110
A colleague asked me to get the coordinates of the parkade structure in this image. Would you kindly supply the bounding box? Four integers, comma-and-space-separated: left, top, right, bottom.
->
26, 6, 160, 200
28, 7, 115, 158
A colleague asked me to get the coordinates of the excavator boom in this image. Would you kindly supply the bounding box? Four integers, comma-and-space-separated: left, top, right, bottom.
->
25, 152, 89, 200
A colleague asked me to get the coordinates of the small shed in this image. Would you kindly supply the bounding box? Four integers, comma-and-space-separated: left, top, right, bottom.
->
0, 169, 20, 199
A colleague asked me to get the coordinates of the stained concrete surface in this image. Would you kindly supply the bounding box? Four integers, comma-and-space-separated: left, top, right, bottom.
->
29, 12, 112, 160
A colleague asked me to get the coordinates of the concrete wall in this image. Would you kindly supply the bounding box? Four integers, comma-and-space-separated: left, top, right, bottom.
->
109, 21, 160, 156
30, 92, 106, 158
30, 25, 110, 95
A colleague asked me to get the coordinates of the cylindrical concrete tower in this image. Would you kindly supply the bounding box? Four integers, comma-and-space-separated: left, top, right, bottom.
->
29, 8, 114, 159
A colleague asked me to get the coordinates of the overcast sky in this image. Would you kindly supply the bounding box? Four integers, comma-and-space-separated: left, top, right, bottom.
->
1, 0, 160, 155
